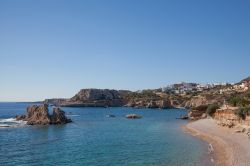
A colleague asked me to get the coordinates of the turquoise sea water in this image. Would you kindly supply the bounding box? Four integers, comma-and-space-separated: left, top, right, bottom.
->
0, 103, 212, 166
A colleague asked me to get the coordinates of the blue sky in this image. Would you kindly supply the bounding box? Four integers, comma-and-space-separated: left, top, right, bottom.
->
0, 0, 250, 101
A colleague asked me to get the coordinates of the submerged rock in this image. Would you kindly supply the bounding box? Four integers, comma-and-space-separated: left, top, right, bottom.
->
106, 114, 116, 118
15, 104, 72, 125
126, 114, 142, 119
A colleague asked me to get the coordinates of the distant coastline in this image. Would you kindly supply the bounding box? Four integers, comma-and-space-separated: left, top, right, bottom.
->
44, 77, 249, 109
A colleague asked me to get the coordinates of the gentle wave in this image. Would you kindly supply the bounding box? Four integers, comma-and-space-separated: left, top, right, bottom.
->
66, 114, 80, 117
0, 118, 27, 128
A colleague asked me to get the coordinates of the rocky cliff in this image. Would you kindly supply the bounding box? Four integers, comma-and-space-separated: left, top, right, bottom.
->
214, 108, 250, 127
44, 88, 227, 109
44, 89, 176, 108
125, 99, 173, 109
16, 104, 72, 125
213, 109, 238, 127
44, 98, 68, 106
44, 89, 126, 107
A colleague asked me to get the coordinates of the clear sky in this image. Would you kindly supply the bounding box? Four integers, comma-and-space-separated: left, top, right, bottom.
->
0, 0, 250, 101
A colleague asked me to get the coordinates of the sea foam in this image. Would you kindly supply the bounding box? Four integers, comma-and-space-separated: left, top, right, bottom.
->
0, 118, 27, 128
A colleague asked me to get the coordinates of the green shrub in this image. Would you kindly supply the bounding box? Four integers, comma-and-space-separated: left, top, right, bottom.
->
229, 96, 249, 107
247, 92, 250, 98
234, 107, 250, 120
123, 90, 160, 100
206, 104, 219, 116
193, 105, 208, 112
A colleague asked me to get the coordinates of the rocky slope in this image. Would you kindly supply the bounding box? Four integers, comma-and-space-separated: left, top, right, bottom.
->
16, 104, 72, 125
44, 76, 250, 110
45, 89, 175, 108
49, 89, 126, 107
44, 88, 228, 109
124, 99, 173, 109
44, 98, 67, 106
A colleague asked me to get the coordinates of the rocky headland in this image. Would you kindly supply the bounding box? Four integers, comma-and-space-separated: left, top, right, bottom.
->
43, 86, 239, 109
45, 89, 125, 107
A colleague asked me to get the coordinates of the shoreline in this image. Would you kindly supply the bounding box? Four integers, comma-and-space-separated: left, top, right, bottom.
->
183, 119, 250, 166
183, 121, 231, 166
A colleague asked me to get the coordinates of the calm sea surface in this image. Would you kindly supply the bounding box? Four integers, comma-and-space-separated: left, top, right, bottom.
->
0, 102, 212, 166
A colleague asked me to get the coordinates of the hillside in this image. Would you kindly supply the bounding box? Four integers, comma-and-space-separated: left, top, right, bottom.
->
44, 76, 250, 109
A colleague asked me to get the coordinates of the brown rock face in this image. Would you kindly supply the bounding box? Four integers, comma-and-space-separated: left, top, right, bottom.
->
71, 89, 122, 101
184, 97, 209, 108
15, 115, 26, 121
26, 105, 51, 125
44, 98, 67, 106
56, 89, 125, 107
188, 109, 206, 120
16, 104, 72, 125
147, 100, 158, 108
157, 100, 172, 109
125, 99, 172, 109
50, 107, 72, 124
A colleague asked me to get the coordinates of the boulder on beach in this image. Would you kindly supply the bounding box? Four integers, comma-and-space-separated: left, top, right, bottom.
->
15, 104, 72, 125
177, 115, 189, 120
126, 114, 142, 119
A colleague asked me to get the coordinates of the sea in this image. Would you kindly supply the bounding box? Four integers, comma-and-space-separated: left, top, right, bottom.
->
0, 102, 213, 166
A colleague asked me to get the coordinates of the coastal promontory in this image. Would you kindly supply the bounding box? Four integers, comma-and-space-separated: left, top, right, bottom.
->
44, 77, 250, 113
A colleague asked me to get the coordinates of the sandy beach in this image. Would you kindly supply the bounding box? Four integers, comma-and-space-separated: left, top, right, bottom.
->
184, 119, 250, 166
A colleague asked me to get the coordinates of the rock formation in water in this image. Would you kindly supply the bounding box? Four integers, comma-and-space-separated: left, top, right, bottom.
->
50, 107, 72, 124
126, 114, 142, 119
15, 104, 72, 125
26, 104, 51, 125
